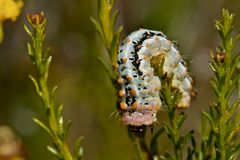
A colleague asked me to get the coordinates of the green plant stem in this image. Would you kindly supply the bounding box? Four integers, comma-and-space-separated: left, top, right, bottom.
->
39, 76, 73, 160
98, 0, 113, 51
218, 116, 226, 160
24, 13, 80, 160
203, 9, 240, 160
218, 84, 227, 160
134, 134, 153, 160
216, 69, 227, 160
164, 83, 182, 160
91, 0, 122, 78
135, 137, 146, 160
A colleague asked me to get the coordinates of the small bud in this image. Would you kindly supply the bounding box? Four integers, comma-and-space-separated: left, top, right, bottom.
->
214, 52, 225, 63
28, 12, 45, 25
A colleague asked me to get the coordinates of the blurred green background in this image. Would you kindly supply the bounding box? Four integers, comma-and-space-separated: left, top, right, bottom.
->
1, 0, 240, 159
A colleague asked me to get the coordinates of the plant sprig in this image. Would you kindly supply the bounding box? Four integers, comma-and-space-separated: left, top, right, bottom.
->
91, 0, 122, 83
160, 81, 195, 160
150, 56, 195, 160
24, 12, 83, 160
200, 9, 240, 160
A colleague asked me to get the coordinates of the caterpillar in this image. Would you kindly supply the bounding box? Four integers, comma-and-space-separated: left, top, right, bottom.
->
116, 29, 193, 127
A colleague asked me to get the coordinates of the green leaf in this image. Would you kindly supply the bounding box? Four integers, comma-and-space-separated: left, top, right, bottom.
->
231, 53, 240, 73
225, 81, 237, 102
98, 57, 116, 81
43, 55, 52, 81
56, 105, 64, 140
233, 34, 240, 47
206, 130, 216, 156
57, 104, 63, 121
27, 43, 34, 60
110, 10, 119, 32
116, 26, 123, 41
150, 128, 164, 156
210, 80, 220, 96
57, 116, 64, 139
33, 118, 53, 138
231, 73, 240, 87
109, 26, 123, 65
153, 156, 159, 160
210, 50, 215, 59
63, 120, 72, 141
24, 24, 33, 39
211, 75, 219, 86
209, 61, 219, 73
160, 151, 174, 160
227, 126, 240, 143
74, 136, 84, 160
29, 75, 42, 97
202, 111, 217, 132
216, 9, 234, 40
47, 145, 62, 159
228, 154, 236, 160
176, 130, 194, 149
111, 26, 122, 54
163, 123, 174, 140
186, 147, 195, 160
176, 112, 187, 129
43, 47, 51, 62
51, 85, 58, 105
90, 16, 104, 41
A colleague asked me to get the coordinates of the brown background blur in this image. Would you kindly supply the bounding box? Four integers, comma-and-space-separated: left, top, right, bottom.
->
0, 0, 240, 159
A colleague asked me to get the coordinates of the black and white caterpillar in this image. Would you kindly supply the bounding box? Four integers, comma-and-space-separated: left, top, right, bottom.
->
116, 29, 193, 126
